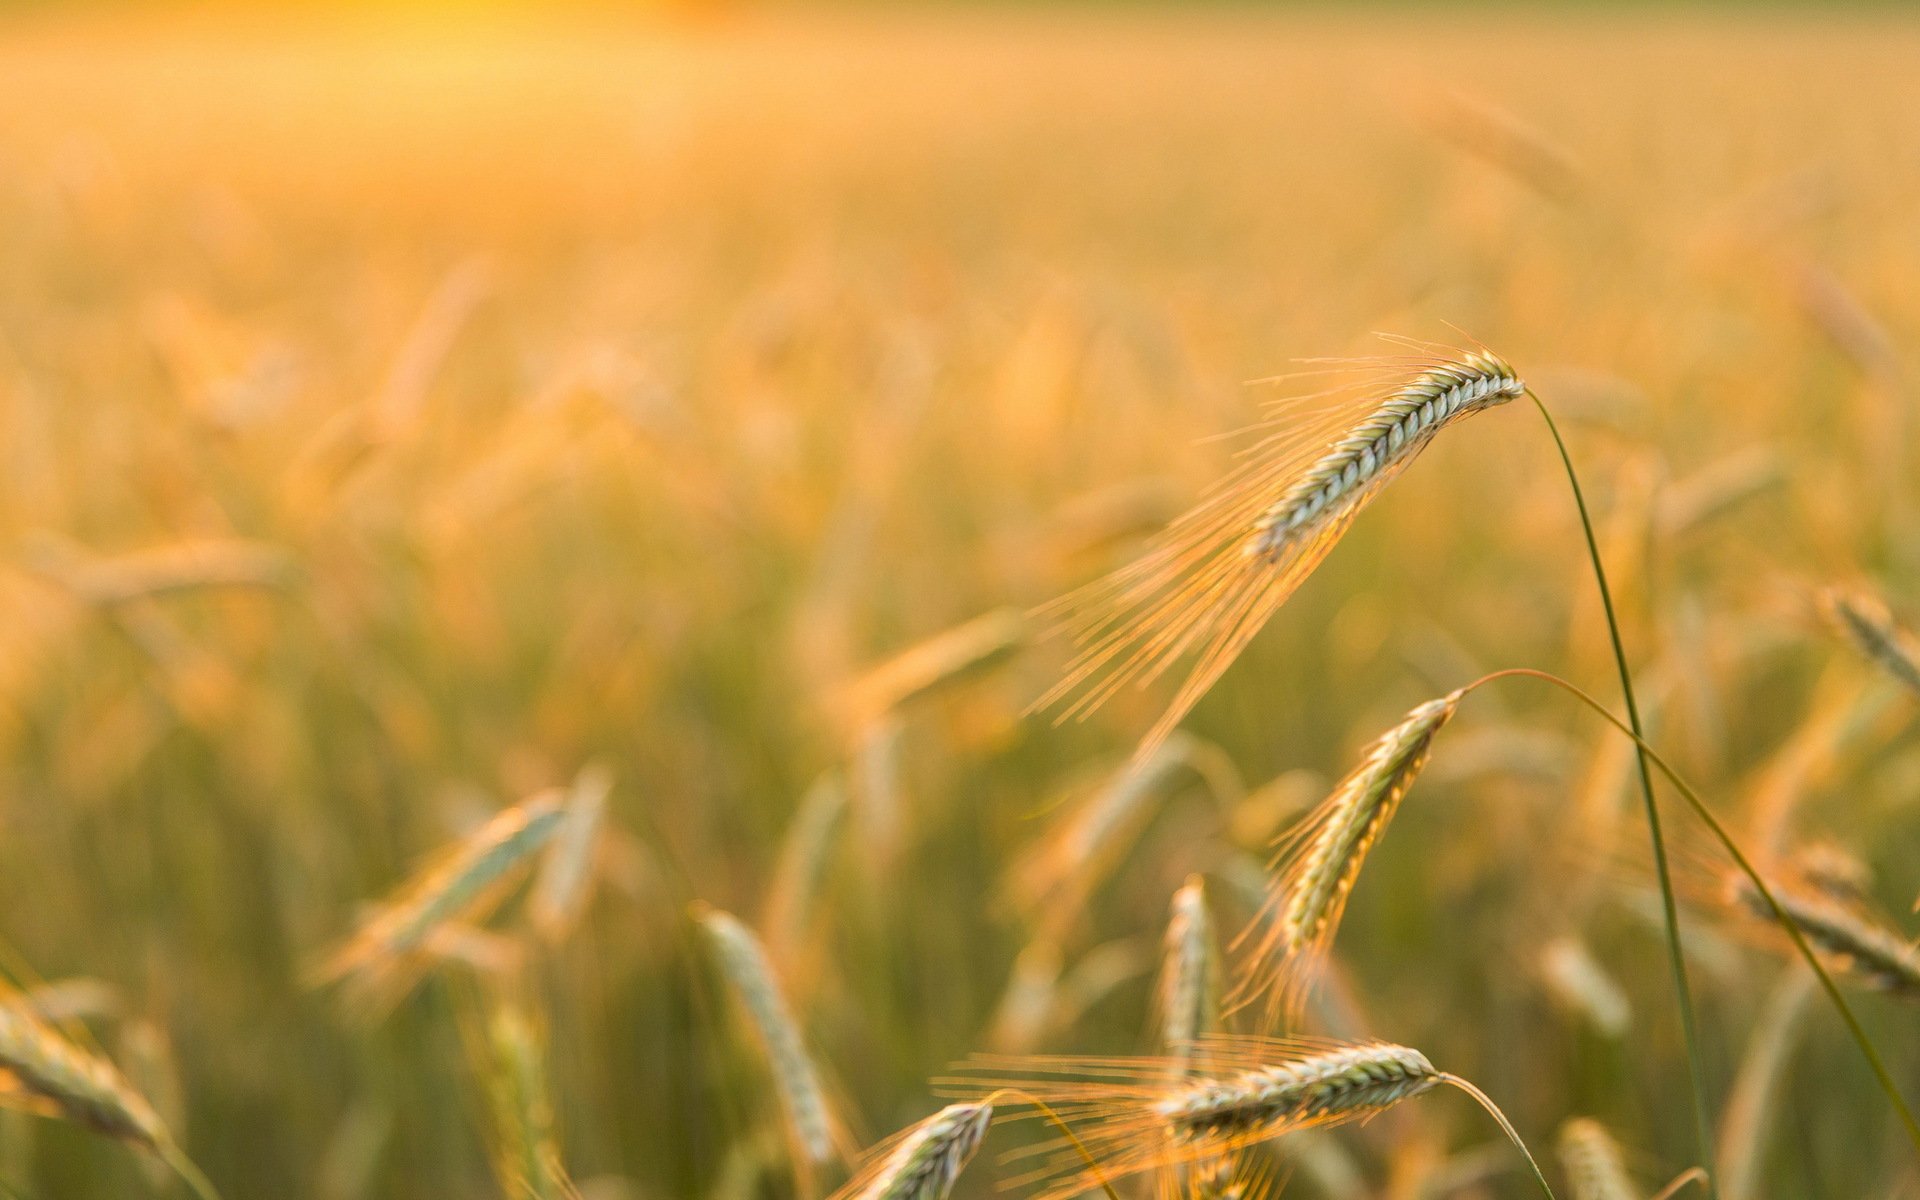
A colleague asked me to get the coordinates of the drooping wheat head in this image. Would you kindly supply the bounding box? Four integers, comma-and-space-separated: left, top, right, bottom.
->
695, 905, 842, 1175
957, 1037, 1475, 1200
1233, 691, 1463, 1022
1724, 871, 1920, 998
1035, 347, 1522, 755
833, 1102, 992, 1200
317, 793, 566, 1011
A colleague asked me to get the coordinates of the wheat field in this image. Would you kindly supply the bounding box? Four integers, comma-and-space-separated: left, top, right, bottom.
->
1, 5, 1919, 1198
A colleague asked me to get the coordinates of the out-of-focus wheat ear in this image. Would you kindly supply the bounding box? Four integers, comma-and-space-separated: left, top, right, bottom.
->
1032, 350, 1522, 761
0, 989, 219, 1198
763, 772, 851, 966
830, 1102, 992, 1200
475, 1004, 580, 1200
837, 607, 1028, 730
1231, 691, 1463, 1025
1722, 870, 1920, 998
1536, 936, 1631, 1039
694, 905, 843, 1184
313, 792, 566, 1014
1159, 877, 1221, 1080
1817, 584, 1920, 699
852, 716, 906, 876
532, 763, 616, 942
1555, 1118, 1641, 1200
1717, 966, 1816, 1200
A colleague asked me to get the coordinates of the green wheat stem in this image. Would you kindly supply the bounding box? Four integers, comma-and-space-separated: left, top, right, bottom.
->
1527, 388, 1720, 1198
1465, 666, 1920, 1155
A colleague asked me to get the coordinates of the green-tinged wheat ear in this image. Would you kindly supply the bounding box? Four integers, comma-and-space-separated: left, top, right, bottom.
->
1236, 690, 1461, 1017
1818, 585, 1920, 698
316, 794, 566, 1010
1724, 872, 1920, 998
695, 905, 839, 1172
1155, 1044, 1440, 1144
1557, 1118, 1641, 1200
1160, 876, 1220, 1078
1253, 352, 1524, 559
836, 1103, 991, 1200
480, 1005, 579, 1200
0, 993, 219, 1199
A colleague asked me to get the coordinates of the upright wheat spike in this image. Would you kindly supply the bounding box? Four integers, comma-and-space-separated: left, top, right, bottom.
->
477, 1005, 580, 1200
1724, 872, 1920, 998
695, 906, 841, 1177
0, 990, 218, 1199
1817, 585, 1920, 699
1234, 691, 1462, 1020
1036, 346, 1522, 755
532, 764, 615, 941
957, 1035, 1553, 1200
832, 1103, 991, 1200
1557, 1118, 1640, 1200
1161, 877, 1221, 1078
317, 794, 566, 1011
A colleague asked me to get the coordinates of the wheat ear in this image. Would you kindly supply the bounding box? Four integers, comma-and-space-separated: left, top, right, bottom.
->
1035, 347, 1521, 757
1723, 872, 1920, 998
1818, 585, 1920, 699
1556, 1118, 1642, 1200
832, 1103, 991, 1200
1233, 691, 1462, 1021
695, 905, 841, 1177
316, 793, 566, 1011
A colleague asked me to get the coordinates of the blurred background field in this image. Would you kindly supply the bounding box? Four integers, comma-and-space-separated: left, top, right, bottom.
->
3, 4, 1920, 1198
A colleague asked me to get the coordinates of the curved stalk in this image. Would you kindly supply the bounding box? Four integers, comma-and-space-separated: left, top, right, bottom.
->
1527, 389, 1720, 1198
1465, 666, 1920, 1154
1437, 1074, 1557, 1199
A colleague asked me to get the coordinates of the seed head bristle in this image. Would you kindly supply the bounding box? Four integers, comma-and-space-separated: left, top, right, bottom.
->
1234, 691, 1463, 1021
1034, 348, 1521, 758
696, 906, 840, 1171
1556, 1118, 1641, 1200
835, 1102, 992, 1200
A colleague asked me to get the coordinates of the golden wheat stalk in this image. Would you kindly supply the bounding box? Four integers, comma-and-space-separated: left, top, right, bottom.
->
1724, 871, 1920, 998
1035, 347, 1522, 755
831, 1102, 992, 1200
1817, 585, 1920, 699
695, 906, 842, 1176
317, 793, 566, 1011
1233, 690, 1463, 1020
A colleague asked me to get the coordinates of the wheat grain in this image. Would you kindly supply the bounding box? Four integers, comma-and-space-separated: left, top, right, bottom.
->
834, 1103, 992, 1200
695, 906, 840, 1173
1037, 348, 1521, 755
1234, 691, 1462, 1019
